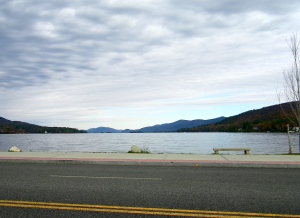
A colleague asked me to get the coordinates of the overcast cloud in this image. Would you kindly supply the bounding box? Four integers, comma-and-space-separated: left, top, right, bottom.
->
1, 0, 300, 129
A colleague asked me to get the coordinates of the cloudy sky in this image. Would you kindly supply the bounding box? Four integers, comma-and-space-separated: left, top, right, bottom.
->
1, 0, 300, 130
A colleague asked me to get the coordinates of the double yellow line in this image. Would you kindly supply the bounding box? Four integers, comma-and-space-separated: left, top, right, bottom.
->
0, 200, 299, 217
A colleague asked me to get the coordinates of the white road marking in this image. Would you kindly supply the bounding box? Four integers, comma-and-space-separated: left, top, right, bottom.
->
50, 175, 162, 180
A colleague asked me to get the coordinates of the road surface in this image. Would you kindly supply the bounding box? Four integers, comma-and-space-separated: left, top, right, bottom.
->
0, 162, 299, 217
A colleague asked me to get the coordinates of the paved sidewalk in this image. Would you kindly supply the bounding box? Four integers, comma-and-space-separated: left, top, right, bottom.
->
1, 152, 300, 168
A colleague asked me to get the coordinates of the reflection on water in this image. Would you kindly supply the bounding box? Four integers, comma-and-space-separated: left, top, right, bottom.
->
0, 132, 298, 154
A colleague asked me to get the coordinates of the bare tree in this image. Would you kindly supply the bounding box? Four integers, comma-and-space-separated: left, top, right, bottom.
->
278, 34, 300, 153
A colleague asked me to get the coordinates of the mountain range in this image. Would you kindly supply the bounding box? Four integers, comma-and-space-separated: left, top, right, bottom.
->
177, 102, 296, 132
0, 102, 297, 134
87, 117, 226, 133
88, 102, 297, 133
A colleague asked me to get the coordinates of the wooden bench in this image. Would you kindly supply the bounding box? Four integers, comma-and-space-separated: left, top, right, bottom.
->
213, 148, 251, 155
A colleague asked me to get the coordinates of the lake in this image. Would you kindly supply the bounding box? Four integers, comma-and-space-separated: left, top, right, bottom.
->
0, 133, 299, 154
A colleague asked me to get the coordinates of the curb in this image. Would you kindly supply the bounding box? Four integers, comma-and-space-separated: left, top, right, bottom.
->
1, 157, 300, 168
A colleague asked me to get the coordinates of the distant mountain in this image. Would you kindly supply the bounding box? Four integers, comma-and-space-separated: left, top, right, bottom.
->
0, 117, 86, 134
87, 117, 226, 133
178, 102, 296, 133
87, 127, 130, 133
136, 117, 226, 133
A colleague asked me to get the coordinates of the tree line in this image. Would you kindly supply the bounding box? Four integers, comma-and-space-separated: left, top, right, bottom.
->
0, 123, 86, 134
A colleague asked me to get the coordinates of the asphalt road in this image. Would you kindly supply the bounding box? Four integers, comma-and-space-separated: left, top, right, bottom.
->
0, 162, 300, 217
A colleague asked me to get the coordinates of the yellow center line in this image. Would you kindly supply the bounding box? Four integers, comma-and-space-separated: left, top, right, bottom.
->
0, 200, 299, 218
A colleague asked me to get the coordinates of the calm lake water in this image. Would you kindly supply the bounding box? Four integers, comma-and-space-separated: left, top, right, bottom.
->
0, 133, 299, 154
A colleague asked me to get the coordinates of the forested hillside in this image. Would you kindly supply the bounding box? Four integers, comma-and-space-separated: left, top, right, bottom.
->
0, 117, 86, 134
178, 102, 297, 133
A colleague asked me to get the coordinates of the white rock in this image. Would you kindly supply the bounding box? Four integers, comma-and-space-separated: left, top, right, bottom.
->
130, 145, 141, 153
8, 146, 22, 152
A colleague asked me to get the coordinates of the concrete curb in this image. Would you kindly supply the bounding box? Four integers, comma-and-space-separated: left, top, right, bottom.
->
1, 157, 300, 168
